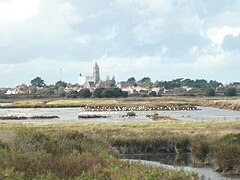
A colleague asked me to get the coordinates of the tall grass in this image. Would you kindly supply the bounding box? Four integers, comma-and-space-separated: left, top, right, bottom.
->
0, 127, 197, 179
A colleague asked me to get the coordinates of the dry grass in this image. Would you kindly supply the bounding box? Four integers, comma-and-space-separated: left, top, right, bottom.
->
0, 123, 200, 179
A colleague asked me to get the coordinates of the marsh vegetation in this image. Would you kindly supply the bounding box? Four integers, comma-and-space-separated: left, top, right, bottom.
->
0, 120, 239, 179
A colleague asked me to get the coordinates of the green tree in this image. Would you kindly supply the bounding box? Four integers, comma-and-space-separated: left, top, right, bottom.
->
31, 77, 46, 87
149, 91, 157, 97
78, 89, 92, 98
102, 88, 115, 98
55, 81, 67, 88
224, 87, 237, 97
154, 81, 164, 88
209, 80, 223, 88
127, 77, 136, 85
139, 77, 153, 88
205, 88, 215, 96
93, 88, 105, 98
66, 91, 78, 98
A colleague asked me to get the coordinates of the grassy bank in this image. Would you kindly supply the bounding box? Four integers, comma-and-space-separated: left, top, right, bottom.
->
0, 120, 240, 178
1, 97, 197, 108
206, 99, 240, 111
2, 97, 239, 111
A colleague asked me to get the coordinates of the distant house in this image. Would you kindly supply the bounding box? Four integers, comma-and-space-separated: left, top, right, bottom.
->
151, 87, 161, 94
182, 86, 193, 92
5, 88, 21, 95
117, 81, 131, 89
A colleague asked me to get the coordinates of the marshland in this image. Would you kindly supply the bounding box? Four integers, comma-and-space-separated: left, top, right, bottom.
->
0, 97, 239, 179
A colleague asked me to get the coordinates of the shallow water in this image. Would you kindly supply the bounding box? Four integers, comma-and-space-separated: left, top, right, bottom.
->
123, 153, 240, 180
0, 106, 239, 124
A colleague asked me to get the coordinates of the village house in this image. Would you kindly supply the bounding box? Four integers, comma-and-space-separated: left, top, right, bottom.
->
5, 88, 21, 95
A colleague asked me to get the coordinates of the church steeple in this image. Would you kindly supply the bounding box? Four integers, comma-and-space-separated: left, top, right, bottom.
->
93, 62, 100, 84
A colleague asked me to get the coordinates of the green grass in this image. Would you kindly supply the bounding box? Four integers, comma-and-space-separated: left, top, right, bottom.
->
1, 97, 200, 108
0, 124, 198, 179
2, 96, 239, 111
0, 120, 240, 178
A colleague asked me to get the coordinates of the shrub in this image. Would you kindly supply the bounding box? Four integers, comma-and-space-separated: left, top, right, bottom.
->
149, 91, 157, 97
78, 89, 92, 98
127, 112, 136, 117
66, 91, 78, 98
224, 87, 237, 97
192, 141, 209, 161
211, 134, 240, 172
93, 88, 105, 98
205, 88, 215, 96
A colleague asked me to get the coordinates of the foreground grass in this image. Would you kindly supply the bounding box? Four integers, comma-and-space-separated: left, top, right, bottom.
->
0, 120, 240, 179
0, 121, 202, 180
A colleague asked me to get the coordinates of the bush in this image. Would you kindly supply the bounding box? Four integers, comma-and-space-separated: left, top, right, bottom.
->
149, 91, 157, 97
78, 89, 92, 98
66, 91, 78, 98
93, 88, 128, 98
211, 134, 240, 172
224, 87, 237, 97
192, 141, 209, 161
127, 112, 136, 117
205, 88, 215, 96
93, 88, 105, 98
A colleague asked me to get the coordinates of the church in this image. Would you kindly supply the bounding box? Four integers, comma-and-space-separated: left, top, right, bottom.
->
78, 63, 101, 89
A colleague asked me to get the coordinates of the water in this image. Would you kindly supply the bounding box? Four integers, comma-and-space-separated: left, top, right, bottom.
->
0, 106, 239, 124
122, 154, 240, 180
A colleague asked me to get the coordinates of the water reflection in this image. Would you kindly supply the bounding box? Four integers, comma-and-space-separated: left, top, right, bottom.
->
122, 153, 193, 167
122, 153, 240, 180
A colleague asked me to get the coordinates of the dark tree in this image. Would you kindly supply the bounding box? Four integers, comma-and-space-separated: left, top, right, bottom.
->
209, 80, 223, 88
127, 77, 136, 84
78, 89, 92, 98
55, 81, 67, 88
205, 88, 215, 96
121, 91, 128, 98
31, 77, 46, 87
225, 87, 237, 97
102, 88, 115, 98
138, 77, 152, 88
149, 91, 157, 97
66, 91, 78, 98
93, 88, 105, 98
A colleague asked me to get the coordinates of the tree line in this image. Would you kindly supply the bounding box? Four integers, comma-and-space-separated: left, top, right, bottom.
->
1, 76, 239, 98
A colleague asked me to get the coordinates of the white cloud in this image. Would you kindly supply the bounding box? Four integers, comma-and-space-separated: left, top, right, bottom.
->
206, 26, 240, 45
0, 0, 240, 86
0, 0, 82, 63
0, 0, 39, 21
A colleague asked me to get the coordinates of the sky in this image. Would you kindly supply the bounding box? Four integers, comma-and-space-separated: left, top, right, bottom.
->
0, 0, 240, 87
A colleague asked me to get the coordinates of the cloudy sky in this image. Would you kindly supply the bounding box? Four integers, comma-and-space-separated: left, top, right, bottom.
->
0, 0, 240, 87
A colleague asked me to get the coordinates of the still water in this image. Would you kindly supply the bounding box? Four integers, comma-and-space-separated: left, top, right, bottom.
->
122, 153, 240, 180
0, 106, 239, 124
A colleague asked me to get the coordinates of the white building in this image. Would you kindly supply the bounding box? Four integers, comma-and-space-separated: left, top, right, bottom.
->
78, 63, 101, 89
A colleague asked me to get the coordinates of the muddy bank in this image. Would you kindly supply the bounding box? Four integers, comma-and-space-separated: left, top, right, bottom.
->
78, 114, 110, 119
206, 102, 240, 111
146, 114, 178, 121
0, 115, 59, 120
114, 140, 191, 154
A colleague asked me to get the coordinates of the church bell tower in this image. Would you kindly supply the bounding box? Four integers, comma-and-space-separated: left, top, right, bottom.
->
93, 62, 100, 84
